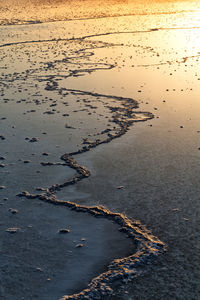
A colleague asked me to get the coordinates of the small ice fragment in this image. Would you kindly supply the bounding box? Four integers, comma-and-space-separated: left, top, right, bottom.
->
6, 227, 20, 233
29, 137, 39, 142
59, 228, 70, 234
117, 186, 124, 190
8, 208, 18, 214
76, 244, 84, 248
172, 208, 179, 212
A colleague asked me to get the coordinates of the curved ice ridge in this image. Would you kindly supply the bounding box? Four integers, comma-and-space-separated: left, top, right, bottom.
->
17, 109, 165, 300
39, 88, 154, 193
18, 191, 166, 300
16, 89, 163, 298
12, 51, 164, 297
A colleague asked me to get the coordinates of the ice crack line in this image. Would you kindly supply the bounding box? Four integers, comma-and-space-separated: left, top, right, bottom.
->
16, 89, 166, 299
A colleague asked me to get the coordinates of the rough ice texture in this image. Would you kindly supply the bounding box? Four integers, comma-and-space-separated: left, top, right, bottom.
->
1, 22, 165, 298
18, 191, 165, 299
16, 82, 165, 299
18, 146, 165, 299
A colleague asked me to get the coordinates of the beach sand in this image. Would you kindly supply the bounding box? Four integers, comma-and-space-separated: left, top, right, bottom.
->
0, 0, 200, 299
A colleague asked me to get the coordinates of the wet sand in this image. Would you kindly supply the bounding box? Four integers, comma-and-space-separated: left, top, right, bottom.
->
0, 0, 200, 299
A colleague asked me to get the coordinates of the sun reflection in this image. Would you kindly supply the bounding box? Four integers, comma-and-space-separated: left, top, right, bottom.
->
1, 0, 200, 25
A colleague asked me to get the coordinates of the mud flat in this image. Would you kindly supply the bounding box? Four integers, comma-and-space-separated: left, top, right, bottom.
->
1, 0, 200, 299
